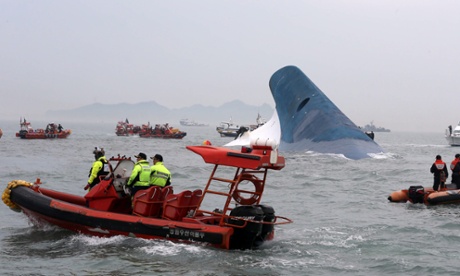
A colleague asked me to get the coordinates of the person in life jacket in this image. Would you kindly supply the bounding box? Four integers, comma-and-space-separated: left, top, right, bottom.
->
451, 154, 460, 188
85, 147, 111, 191
126, 152, 151, 197
430, 155, 449, 191
149, 154, 171, 187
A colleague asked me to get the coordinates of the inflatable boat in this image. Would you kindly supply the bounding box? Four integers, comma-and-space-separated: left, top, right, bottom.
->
388, 183, 460, 205
2, 141, 292, 250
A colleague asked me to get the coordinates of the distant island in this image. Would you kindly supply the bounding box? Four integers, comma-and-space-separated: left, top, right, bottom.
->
44, 100, 274, 126
360, 121, 391, 132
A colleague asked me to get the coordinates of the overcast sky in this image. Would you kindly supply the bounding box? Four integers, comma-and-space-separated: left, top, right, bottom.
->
1, 1, 459, 132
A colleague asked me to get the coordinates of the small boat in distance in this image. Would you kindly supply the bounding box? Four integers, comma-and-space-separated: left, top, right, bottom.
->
139, 123, 187, 139
15, 118, 71, 139
2, 140, 292, 249
216, 118, 241, 137
216, 114, 266, 138
360, 121, 390, 132
115, 118, 141, 136
179, 119, 209, 127
446, 122, 460, 146
388, 184, 460, 205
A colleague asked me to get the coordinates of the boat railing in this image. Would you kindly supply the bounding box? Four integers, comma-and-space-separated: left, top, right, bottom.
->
195, 165, 268, 226
223, 215, 293, 229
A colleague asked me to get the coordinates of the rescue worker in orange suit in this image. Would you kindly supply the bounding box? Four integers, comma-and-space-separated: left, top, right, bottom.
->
451, 154, 460, 188
85, 147, 111, 191
430, 155, 448, 191
126, 152, 151, 197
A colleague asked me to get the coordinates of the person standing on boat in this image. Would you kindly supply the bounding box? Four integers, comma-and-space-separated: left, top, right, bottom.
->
126, 152, 151, 196
451, 154, 460, 188
149, 154, 171, 187
84, 147, 111, 191
430, 155, 448, 191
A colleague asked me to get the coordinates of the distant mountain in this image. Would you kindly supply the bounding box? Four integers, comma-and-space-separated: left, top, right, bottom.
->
45, 100, 274, 126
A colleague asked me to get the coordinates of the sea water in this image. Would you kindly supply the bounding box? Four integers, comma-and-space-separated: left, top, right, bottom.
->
0, 120, 458, 275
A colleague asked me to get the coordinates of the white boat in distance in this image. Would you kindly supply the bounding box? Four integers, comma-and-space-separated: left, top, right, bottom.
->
179, 119, 209, 127
446, 122, 460, 146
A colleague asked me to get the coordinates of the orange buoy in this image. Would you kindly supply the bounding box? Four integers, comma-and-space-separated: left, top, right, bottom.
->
388, 190, 409, 202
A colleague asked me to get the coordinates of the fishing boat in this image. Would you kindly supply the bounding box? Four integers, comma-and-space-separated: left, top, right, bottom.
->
446, 122, 460, 146
388, 184, 460, 205
139, 123, 187, 139
115, 119, 141, 136
216, 120, 242, 137
2, 140, 292, 249
15, 118, 71, 139
361, 121, 390, 132
216, 114, 265, 138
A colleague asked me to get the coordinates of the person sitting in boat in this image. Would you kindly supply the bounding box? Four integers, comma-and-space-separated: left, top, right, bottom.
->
451, 154, 460, 188
430, 155, 448, 191
235, 126, 249, 140
149, 154, 171, 187
84, 147, 111, 191
126, 152, 151, 197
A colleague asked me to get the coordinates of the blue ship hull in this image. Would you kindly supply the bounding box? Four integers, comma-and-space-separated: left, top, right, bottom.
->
270, 66, 383, 160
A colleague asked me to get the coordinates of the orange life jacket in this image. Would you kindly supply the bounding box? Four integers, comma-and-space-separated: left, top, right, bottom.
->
451, 158, 459, 170
435, 159, 446, 170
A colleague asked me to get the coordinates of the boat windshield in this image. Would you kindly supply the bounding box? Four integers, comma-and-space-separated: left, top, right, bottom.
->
112, 159, 135, 179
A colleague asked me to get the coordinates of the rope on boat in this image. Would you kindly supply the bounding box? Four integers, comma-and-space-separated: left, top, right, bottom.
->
2, 180, 33, 211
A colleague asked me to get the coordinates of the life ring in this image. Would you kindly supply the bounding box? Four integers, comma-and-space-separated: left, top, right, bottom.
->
232, 174, 263, 205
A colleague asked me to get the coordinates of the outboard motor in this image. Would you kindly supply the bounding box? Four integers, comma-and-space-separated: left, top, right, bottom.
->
408, 186, 425, 204
253, 205, 275, 247
229, 205, 264, 249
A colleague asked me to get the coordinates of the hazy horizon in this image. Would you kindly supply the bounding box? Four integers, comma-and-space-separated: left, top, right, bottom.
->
1, 1, 459, 133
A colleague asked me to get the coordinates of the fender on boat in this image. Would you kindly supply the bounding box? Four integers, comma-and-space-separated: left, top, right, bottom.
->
388, 190, 409, 203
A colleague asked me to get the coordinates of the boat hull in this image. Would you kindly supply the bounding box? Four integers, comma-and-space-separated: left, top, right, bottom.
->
270, 66, 384, 160
15, 130, 71, 139
427, 190, 460, 205
217, 129, 239, 137
228, 66, 384, 159
446, 123, 460, 146
10, 186, 231, 248
139, 132, 187, 139
446, 135, 460, 146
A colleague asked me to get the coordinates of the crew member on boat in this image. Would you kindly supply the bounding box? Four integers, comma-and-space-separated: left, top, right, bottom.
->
149, 154, 171, 187
430, 155, 448, 191
85, 147, 111, 191
451, 154, 460, 188
126, 152, 151, 197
